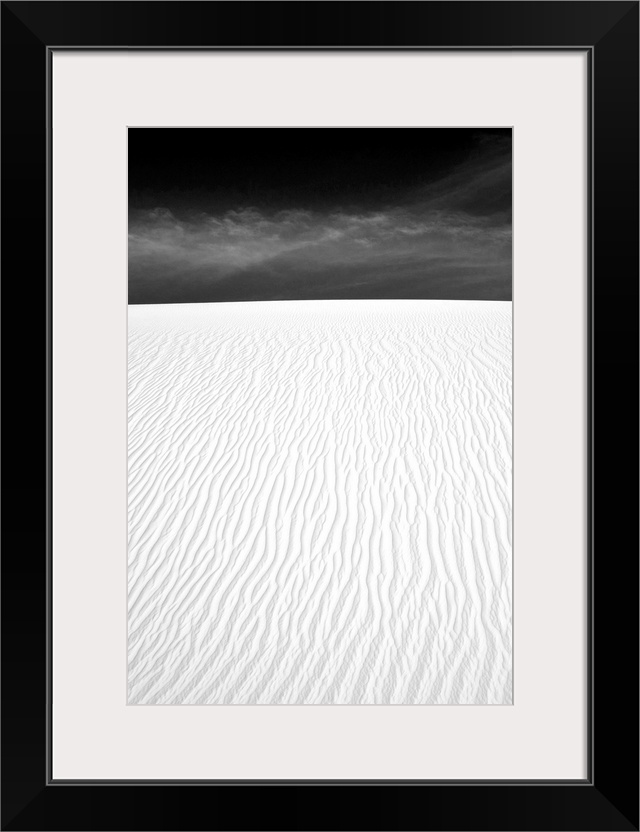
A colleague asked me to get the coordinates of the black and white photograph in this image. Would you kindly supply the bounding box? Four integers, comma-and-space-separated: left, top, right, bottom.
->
128, 127, 513, 705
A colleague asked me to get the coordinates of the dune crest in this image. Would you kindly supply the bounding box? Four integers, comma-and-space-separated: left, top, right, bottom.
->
128, 299, 512, 704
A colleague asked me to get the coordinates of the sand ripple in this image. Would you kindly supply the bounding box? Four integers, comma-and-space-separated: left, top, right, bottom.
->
128, 299, 512, 704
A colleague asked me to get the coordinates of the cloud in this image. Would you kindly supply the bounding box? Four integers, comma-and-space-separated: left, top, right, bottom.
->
128, 155, 511, 303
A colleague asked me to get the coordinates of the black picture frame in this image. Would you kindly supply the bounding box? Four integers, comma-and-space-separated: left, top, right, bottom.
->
2, 2, 638, 830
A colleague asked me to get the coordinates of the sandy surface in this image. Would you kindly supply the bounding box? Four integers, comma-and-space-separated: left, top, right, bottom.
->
128, 299, 512, 704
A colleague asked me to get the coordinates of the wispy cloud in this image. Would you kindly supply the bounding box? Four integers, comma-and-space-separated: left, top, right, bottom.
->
128, 154, 511, 303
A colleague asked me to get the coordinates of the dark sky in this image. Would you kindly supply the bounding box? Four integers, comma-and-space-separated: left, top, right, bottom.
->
129, 128, 512, 304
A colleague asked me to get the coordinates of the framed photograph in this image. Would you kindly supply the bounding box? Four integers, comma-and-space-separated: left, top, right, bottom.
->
2, 2, 637, 830
127, 125, 514, 708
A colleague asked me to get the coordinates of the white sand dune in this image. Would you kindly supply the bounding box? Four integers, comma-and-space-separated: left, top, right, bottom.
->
128, 299, 512, 704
